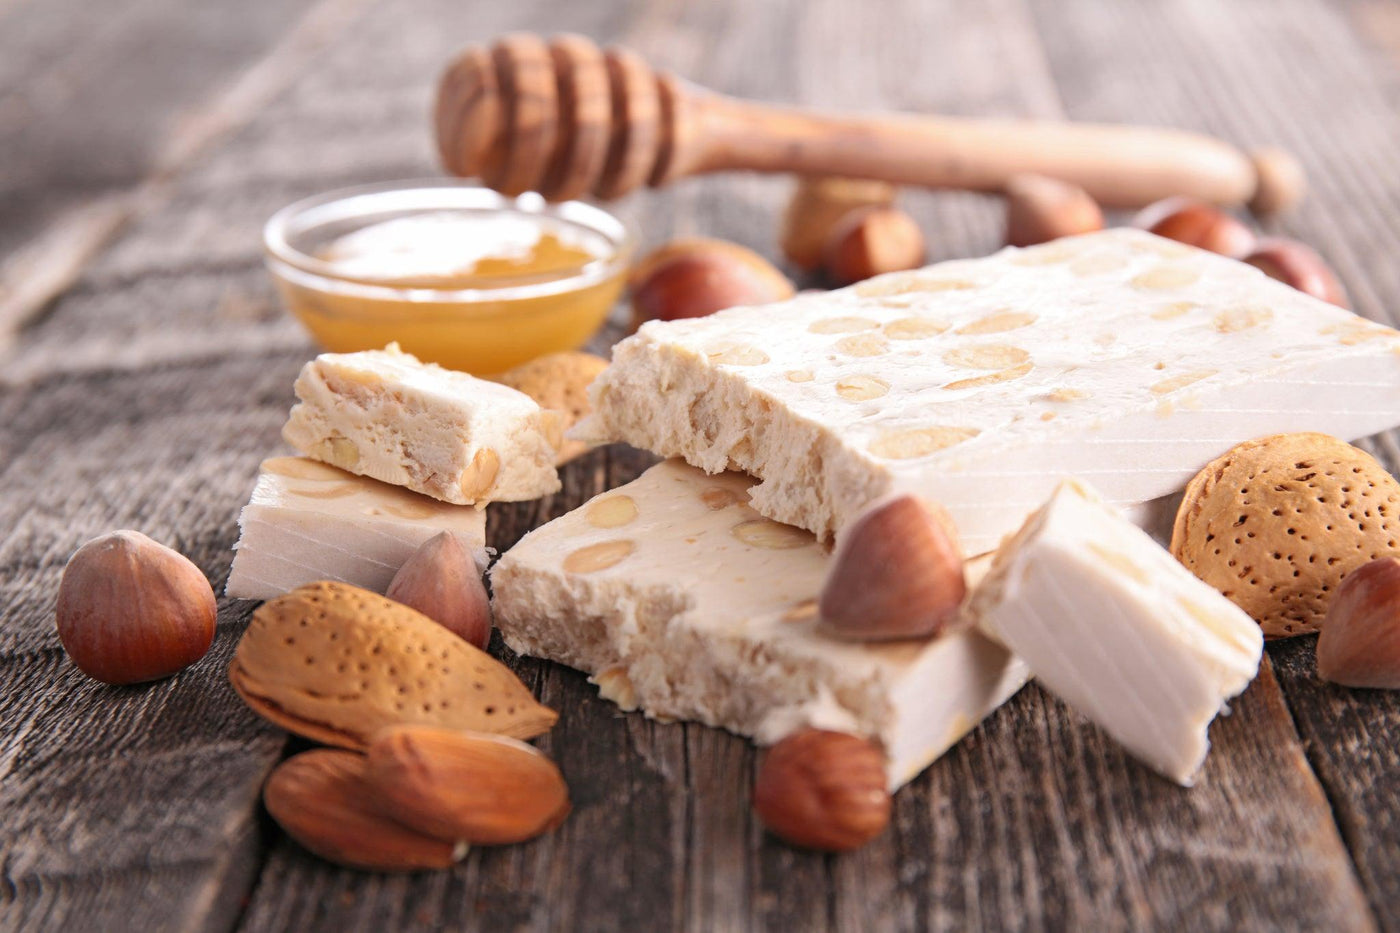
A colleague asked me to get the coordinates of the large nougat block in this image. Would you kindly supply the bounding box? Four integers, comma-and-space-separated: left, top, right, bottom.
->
576, 230, 1400, 553
283, 343, 561, 505
226, 457, 488, 601
971, 479, 1263, 785
490, 460, 1029, 790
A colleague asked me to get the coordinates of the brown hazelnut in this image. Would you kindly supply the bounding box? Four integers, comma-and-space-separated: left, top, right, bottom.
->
1316, 556, 1400, 689
752, 729, 891, 851
630, 239, 794, 330
822, 206, 925, 286
818, 495, 966, 642
1132, 197, 1256, 258
1242, 238, 1349, 308
55, 530, 216, 685
780, 176, 896, 271
1004, 173, 1104, 248
385, 532, 491, 649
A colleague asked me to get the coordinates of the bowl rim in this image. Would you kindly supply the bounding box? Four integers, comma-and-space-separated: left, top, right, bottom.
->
262, 179, 636, 306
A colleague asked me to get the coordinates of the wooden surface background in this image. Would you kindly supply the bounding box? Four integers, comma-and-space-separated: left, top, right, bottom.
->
3, 1, 1399, 930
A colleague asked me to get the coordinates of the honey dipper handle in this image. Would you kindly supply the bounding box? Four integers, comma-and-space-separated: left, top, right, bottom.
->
678, 90, 1280, 210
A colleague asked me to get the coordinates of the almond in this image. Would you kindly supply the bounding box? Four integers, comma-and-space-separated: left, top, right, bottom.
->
56, 530, 216, 685
752, 729, 890, 851
229, 581, 557, 749
366, 725, 570, 844
818, 495, 966, 641
1171, 433, 1400, 638
1316, 556, 1400, 689
386, 532, 492, 649
263, 748, 467, 871
497, 351, 609, 464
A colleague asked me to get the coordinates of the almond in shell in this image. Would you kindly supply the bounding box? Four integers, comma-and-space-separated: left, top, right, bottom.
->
1171, 433, 1400, 638
497, 352, 608, 465
264, 748, 467, 871
230, 581, 557, 749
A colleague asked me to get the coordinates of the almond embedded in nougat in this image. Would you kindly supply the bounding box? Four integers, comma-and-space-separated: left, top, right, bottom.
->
818, 495, 966, 641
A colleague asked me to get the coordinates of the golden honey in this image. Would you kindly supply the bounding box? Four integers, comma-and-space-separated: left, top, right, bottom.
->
265, 184, 631, 374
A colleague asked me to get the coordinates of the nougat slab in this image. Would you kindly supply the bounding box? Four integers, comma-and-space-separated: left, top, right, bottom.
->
226, 457, 487, 601
577, 229, 1400, 553
971, 479, 1263, 785
283, 343, 561, 505
490, 460, 1029, 790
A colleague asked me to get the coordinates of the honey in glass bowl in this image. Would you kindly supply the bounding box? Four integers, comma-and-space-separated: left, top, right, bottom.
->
263, 182, 632, 374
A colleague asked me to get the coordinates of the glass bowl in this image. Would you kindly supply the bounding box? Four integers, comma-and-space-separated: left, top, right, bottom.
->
263, 180, 633, 374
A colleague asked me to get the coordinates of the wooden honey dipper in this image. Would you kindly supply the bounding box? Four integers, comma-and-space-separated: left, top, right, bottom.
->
435, 33, 1303, 212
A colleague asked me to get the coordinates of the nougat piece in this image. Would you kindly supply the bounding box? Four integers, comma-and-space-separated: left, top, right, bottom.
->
226, 457, 487, 601
283, 343, 561, 505
576, 229, 1400, 553
971, 479, 1263, 785
491, 460, 1029, 790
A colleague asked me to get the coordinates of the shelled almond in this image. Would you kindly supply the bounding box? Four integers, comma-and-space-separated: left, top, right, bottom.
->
264, 749, 469, 872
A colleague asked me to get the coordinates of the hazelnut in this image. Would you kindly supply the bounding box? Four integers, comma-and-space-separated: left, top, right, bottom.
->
752, 729, 891, 851
822, 205, 925, 286
385, 532, 491, 649
1004, 174, 1104, 248
780, 176, 896, 271
1132, 197, 1256, 258
1242, 238, 1349, 308
818, 495, 966, 641
55, 530, 216, 685
630, 238, 794, 330
1316, 556, 1400, 689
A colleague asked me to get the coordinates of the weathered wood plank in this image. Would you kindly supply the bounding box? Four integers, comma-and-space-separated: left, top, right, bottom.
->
0, 355, 303, 933
2, 0, 1396, 930
1269, 638, 1400, 924
0, 0, 377, 353
0, 0, 322, 285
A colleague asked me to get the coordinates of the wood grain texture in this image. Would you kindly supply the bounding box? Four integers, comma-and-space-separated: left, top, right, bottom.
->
0, 357, 300, 932
1, 0, 1398, 931
0, 0, 321, 291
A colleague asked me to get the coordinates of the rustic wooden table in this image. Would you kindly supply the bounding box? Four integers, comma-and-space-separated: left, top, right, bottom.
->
3, 0, 1399, 930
